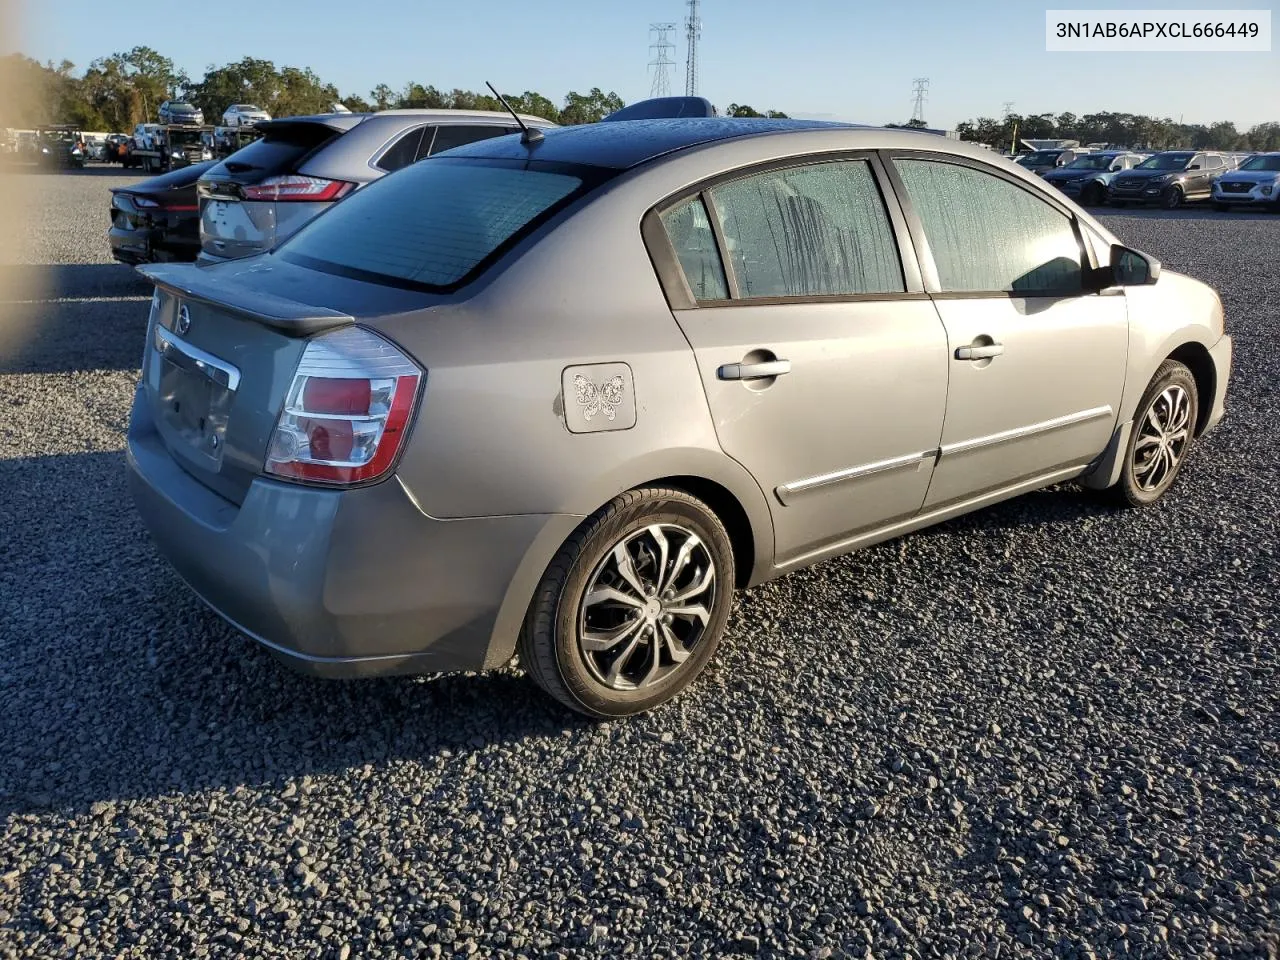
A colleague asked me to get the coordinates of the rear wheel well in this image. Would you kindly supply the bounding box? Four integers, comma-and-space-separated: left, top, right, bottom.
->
648, 476, 756, 589
1166, 342, 1216, 436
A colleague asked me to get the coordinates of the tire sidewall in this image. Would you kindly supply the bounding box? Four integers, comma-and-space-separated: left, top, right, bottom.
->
1118, 363, 1198, 506
1163, 186, 1183, 209
551, 495, 735, 717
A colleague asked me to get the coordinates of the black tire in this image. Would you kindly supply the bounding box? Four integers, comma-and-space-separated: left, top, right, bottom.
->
518, 486, 736, 718
1162, 185, 1183, 210
1082, 182, 1104, 206
1105, 360, 1198, 508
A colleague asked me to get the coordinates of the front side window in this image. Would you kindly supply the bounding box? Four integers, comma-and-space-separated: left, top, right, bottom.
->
894, 158, 1082, 295
706, 160, 904, 298
661, 197, 728, 301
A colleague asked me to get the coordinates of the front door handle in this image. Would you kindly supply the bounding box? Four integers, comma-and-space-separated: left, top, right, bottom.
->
955, 343, 1004, 361
717, 359, 792, 381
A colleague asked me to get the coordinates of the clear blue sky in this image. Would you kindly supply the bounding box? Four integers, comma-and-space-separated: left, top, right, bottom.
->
12, 0, 1279, 129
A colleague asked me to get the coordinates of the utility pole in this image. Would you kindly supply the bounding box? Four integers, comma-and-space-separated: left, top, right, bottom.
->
910, 78, 929, 124
649, 23, 677, 98
685, 0, 701, 97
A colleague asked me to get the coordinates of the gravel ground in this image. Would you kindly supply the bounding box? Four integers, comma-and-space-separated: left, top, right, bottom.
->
1, 168, 1278, 960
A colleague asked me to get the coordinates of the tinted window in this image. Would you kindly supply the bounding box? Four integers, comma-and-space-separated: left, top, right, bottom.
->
377, 127, 426, 172
281, 159, 588, 289
211, 125, 340, 180
428, 125, 515, 156
895, 159, 1082, 295
661, 197, 728, 301
707, 160, 903, 298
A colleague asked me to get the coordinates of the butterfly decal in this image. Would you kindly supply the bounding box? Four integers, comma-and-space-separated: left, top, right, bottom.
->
573, 374, 626, 422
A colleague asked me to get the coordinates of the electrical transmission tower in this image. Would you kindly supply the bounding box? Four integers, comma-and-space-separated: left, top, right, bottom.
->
685, 0, 701, 97
910, 78, 930, 124
648, 23, 677, 98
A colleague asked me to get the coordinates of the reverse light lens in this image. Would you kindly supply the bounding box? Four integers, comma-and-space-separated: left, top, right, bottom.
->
241, 174, 355, 203
266, 327, 422, 486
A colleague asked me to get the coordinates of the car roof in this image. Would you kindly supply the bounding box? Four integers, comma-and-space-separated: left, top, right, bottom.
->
372, 108, 554, 124
444, 117, 861, 169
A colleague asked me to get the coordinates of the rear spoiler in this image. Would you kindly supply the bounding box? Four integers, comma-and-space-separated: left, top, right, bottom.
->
136, 263, 352, 336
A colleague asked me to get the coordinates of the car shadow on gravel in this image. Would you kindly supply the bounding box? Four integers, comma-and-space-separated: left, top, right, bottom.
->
0, 449, 590, 819
0, 263, 153, 374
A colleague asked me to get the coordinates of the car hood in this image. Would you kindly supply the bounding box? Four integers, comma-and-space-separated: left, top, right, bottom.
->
1218, 170, 1280, 184
1113, 168, 1182, 182
1042, 169, 1095, 182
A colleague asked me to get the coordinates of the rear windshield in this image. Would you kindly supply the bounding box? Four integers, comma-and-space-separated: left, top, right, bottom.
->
279, 158, 603, 291
209, 124, 340, 180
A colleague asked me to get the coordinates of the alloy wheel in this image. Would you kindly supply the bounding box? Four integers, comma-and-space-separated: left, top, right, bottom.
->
577, 524, 716, 691
1133, 384, 1192, 492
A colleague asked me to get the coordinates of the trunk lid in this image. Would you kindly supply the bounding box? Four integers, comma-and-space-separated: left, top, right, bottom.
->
136, 258, 448, 505
197, 118, 358, 260
137, 261, 355, 505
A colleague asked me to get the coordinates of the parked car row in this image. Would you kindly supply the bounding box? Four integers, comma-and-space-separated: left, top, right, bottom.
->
1025, 146, 1279, 211
117, 99, 1233, 717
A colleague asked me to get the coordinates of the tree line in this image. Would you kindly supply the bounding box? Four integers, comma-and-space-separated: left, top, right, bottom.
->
0, 47, 788, 131
956, 111, 1280, 153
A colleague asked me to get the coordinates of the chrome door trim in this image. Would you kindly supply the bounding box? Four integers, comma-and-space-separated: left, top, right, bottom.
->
153, 325, 241, 391
940, 405, 1113, 458
775, 450, 936, 506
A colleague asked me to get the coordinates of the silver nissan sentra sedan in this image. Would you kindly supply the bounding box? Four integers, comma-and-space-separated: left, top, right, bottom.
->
128, 118, 1233, 718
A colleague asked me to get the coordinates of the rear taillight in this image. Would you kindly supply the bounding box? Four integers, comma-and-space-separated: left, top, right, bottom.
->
265, 327, 422, 486
241, 174, 355, 203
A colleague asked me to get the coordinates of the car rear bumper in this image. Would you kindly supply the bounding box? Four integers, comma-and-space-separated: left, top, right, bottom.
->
126, 385, 573, 677
109, 223, 200, 265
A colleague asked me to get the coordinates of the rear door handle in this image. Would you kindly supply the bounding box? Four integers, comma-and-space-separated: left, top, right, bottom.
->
955, 343, 1004, 361
717, 360, 792, 381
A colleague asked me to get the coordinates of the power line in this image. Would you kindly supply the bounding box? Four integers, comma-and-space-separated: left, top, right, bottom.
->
1002, 101, 1015, 118
910, 78, 930, 124
648, 23, 677, 98
685, 0, 701, 97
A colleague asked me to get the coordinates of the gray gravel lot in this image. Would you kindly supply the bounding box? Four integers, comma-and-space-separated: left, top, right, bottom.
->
1, 168, 1277, 959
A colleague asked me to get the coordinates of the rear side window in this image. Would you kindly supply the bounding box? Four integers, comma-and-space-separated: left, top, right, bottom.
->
708, 160, 904, 298
661, 197, 728, 301
895, 158, 1082, 295
376, 127, 426, 172
280, 159, 588, 289
428, 125, 516, 156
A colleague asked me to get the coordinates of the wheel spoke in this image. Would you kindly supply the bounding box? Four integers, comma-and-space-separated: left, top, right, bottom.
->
1134, 434, 1161, 451
660, 534, 701, 594
1144, 402, 1167, 434
604, 631, 644, 687
585, 585, 644, 610
659, 620, 690, 664
646, 525, 670, 595
582, 616, 644, 652
668, 563, 715, 604
666, 603, 711, 626
610, 544, 650, 599
639, 626, 664, 687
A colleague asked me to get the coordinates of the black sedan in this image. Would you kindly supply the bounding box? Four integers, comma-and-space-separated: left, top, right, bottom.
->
108, 161, 215, 264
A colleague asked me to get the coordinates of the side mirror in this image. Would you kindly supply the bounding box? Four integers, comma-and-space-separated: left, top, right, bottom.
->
1111, 244, 1160, 286
1188, 163, 1201, 170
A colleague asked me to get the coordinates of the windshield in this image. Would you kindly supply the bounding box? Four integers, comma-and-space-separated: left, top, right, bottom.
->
1239, 155, 1280, 172
1136, 153, 1192, 170
1017, 151, 1061, 166
170, 130, 203, 145
280, 157, 610, 291
1065, 155, 1113, 170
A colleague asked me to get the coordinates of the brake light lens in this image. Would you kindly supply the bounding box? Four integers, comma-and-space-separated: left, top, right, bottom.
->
241, 174, 355, 203
265, 327, 422, 485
